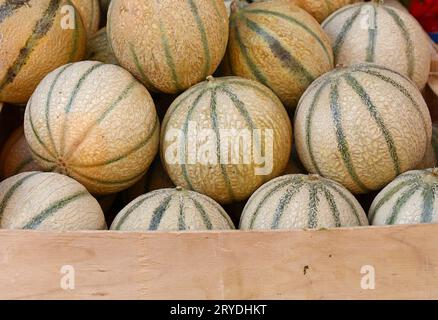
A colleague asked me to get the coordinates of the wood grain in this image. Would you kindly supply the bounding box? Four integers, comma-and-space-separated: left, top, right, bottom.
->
1, 224, 438, 300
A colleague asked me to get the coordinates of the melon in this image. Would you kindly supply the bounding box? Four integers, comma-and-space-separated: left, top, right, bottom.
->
122, 157, 174, 204
322, 2, 431, 90
240, 174, 368, 230
369, 169, 438, 225
87, 28, 118, 65
24, 61, 159, 195
161, 76, 292, 204
71, 0, 100, 36
294, 63, 432, 194
111, 187, 235, 231
107, 0, 229, 94
0, 126, 41, 179
0, 172, 106, 230
226, 0, 334, 111
0, 0, 87, 104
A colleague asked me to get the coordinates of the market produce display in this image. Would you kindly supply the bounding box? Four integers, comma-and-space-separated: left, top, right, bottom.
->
0, 0, 87, 104
23, 61, 159, 195
0, 126, 41, 179
107, 0, 229, 94
0, 172, 106, 230
0, 0, 436, 232
225, 0, 334, 111
240, 174, 368, 230
322, 2, 431, 89
294, 63, 432, 194
111, 187, 235, 231
369, 169, 438, 225
160, 76, 292, 204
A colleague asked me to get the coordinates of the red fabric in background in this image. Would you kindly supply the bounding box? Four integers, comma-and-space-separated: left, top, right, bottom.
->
409, 0, 438, 32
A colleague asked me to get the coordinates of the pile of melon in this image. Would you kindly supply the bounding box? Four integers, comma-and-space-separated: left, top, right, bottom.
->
0, 0, 437, 232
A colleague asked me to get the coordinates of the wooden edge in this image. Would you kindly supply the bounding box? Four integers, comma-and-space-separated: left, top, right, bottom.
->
1, 224, 438, 300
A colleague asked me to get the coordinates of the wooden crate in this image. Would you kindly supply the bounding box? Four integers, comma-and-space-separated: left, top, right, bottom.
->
0, 224, 438, 300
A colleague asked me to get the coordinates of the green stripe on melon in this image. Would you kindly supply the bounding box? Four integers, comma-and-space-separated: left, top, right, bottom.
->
111, 188, 235, 231
369, 169, 438, 225
0, 1, 29, 23
294, 63, 432, 194
240, 174, 368, 230
0, 0, 61, 92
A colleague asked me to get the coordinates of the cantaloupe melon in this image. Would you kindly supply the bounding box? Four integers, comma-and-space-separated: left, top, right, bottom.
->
369, 169, 438, 225
161, 76, 292, 204
0, 126, 41, 179
0, 172, 106, 230
122, 157, 174, 204
86, 28, 118, 65
322, 2, 431, 89
240, 174, 368, 230
71, 0, 100, 37
0, 0, 87, 104
107, 0, 229, 94
226, 0, 334, 111
294, 63, 432, 194
111, 187, 235, 231
24, 61, 159, 195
